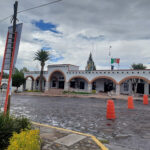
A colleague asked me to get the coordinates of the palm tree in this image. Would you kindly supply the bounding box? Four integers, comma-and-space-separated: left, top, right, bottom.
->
34, 49, 49, 91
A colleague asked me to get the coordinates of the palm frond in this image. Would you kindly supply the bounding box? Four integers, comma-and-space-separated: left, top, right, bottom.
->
34, 49, 50, 63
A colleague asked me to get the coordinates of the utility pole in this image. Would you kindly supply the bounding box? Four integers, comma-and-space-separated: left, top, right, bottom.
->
7, 1, 18, 113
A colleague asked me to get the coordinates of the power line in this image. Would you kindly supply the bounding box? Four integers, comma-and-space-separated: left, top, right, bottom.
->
0, 15, 12, 23
0, 0, 62, 23
18, 0, 62, 13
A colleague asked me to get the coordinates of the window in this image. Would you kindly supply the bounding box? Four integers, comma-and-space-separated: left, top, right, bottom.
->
36, 80, 39, 86
70, 81, 75, 88
92, 82, 96, 90
124, 83, 129, 91
52, 80, 56, 87
80, 81, 85, 89
59, 76, 64, 81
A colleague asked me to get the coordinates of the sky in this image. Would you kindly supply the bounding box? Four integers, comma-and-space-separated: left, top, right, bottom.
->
0, 0, 150, 71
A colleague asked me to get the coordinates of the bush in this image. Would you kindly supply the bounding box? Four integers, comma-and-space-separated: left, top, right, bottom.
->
0, 113, 32, 150
92, 90, 96, 94
25, 90, 41, 92
8, 130, 40, 150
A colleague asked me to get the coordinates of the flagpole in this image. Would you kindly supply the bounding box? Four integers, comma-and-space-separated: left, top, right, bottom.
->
109, 46, 111, 70
118, 58, 120, 70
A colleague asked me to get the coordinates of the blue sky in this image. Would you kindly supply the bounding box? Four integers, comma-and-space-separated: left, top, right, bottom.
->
33, 20, 60, 34
32, 22, 64, 63
50, 55, 64, 62
42, 47, 64, 62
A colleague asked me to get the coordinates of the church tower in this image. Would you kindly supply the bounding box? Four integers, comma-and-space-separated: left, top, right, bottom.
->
85, 53, 96, 71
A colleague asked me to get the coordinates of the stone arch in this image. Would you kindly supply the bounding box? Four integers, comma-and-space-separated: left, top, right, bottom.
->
48, 70, 66, 82
25, 75, 34, 81
90, 76, 118, 85
119, 76, 150, 85
68, 76, 90, 84
68, 76, 90, 91
35, 75, 47, 82
35, 75, 47, 91
24, 75, 35, 91
48, 70, 66, 89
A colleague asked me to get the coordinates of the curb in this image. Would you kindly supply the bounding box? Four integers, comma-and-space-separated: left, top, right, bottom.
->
32, 121, 109, 150
16, 92, 143, 101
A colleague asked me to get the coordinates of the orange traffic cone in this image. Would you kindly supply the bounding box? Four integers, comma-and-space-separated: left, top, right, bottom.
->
106, 100, 116, 120
143, 94, 148, 105
128, 96, 134, 109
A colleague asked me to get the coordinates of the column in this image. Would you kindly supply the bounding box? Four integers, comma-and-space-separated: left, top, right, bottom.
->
45, 81, 49, 91
128, 80, 132, 95
144, 82, 149, 95
33, 80, 36, 90
116, 84, 120, 95
88, 83, 92, 93
64, 82, 69, 91
23, 81, 26, 91
31, 80, 34, 90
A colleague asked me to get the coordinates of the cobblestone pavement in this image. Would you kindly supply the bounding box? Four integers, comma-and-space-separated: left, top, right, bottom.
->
4, 94, 150, 150
34, 125, 101, 150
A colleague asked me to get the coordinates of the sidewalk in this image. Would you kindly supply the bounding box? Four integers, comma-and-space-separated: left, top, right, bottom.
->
33, 122, 108, 150
17, 92, 143, 101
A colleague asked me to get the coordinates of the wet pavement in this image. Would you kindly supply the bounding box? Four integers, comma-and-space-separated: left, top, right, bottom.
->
2, 94, 150, 150
33, 123, 101, 150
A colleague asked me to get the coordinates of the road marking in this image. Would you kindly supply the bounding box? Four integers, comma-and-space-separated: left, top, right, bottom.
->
91, 136, 109, 150
32, 121, 109, 150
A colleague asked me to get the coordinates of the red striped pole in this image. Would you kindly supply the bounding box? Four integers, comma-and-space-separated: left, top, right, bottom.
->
4, 32, 17, 114
0, 32, 9, 86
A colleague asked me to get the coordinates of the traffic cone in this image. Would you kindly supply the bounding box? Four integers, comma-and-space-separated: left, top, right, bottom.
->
128, 96, 134, 109
143, 94, 148, 105
106, 100, 116, 120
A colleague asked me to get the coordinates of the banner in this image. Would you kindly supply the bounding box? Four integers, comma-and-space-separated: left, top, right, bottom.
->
4, 23, 23, 70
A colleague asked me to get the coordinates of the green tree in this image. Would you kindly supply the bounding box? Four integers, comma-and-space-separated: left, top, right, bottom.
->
2, 72, 9, 79
34, 49, 49, 91
130, 63, 146, 95
12, 68, 25, 91
131, 63, 147, 70
20, 67, 29, 73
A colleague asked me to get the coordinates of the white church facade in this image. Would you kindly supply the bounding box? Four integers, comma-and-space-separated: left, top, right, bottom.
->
24, 64, 150, 95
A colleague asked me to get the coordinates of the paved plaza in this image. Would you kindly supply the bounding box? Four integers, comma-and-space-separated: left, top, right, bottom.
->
7, 94, 150, 150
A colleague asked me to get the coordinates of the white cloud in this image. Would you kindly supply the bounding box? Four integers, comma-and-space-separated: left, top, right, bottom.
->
0, 0, 150, 71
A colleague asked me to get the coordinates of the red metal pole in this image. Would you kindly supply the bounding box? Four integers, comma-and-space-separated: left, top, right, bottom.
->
0, 32, 9, 86
4, 32, 17, 114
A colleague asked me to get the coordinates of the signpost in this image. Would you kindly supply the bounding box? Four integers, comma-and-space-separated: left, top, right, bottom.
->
0, 1, 23, 114
4, 24, 23, 70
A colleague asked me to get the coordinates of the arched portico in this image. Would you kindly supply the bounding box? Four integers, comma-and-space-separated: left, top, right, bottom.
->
68, 76, 90, 92
119, 76, 150, 95
49, 70, 66, 89
35, 76, 46, 91
24, 76, 34, 91
90, 76, 118, 93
